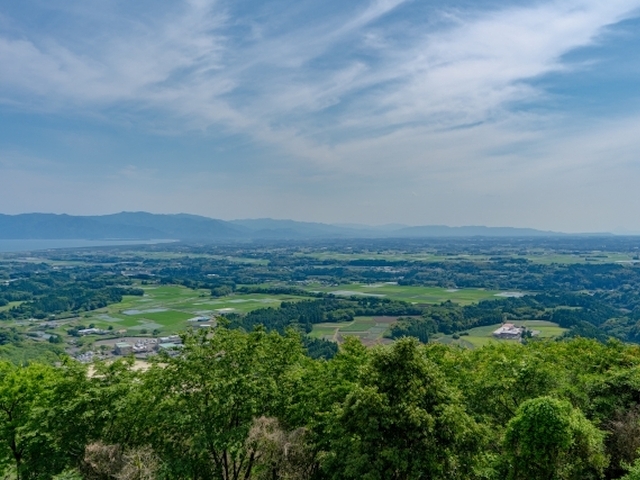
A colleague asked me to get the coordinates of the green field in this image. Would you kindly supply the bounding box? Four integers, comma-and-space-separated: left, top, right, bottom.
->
75, 285, 310, 336
304, 283, 507, 305
435, 320, 567, 348
296, 250, 639, 265
309, 316, 399, 346
45, 282, 512, 340
136, 252, 270, 265
295, 252, 489, 263
524, 252, 638, 264
0, 301, 23, 312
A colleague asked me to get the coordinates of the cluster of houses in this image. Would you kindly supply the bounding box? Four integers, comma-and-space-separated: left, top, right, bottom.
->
69, 314, 215, 363
76, 351, 98, 363
114, 335, 183, 356
76, 327, 127, 336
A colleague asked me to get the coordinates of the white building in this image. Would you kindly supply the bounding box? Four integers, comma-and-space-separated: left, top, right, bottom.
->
492, 323, 523, 339
78, 328, 104, 336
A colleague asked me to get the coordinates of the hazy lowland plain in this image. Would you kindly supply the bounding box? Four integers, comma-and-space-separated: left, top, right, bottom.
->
3, 235, 640, 478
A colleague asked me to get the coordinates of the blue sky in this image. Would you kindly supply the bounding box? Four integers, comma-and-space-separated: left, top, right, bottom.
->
1, 0, 640, 232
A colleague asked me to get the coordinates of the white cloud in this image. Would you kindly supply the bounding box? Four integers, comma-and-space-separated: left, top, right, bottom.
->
2, 0, 640, 229
0, 1, 230, 112
374, 0, 638, 125
1, 0, 638, 143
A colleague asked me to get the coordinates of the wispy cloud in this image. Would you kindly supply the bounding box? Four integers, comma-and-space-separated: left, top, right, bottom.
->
1, 0, 638, 146
2, 0, 640, 228
372, 0, 639, 124
0, 1, 229, 113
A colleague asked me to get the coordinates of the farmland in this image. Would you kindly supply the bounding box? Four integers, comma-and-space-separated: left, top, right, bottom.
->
76, 282, 517, 345
295, 250, 639, 265
304, 282, 507, 305
309, 317, 567, 348
2, 231, 640, 477
77, 283, 513, 339
309, 316, 399, 346
3, 235, 640, 364
435, 320, 568, 348
71, 285, 311, 336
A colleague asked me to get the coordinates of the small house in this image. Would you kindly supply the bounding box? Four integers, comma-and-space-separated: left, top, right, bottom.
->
78, 328, 103, 336
115, 342, 133, 355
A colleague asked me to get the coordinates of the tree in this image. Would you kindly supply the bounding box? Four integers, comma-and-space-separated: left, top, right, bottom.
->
0, 361, 85, 479
503, 396, 607, 480
324, 338, 486, 480
462, 343, 561, 427
621, 456, 640, 480
245, 417, 314, 480
603, 407, 640, 479
140, 327, 306, 480
80, 442, 160, 480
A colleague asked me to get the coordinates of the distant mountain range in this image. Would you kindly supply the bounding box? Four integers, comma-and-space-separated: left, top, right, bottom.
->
0, 212, 591, 241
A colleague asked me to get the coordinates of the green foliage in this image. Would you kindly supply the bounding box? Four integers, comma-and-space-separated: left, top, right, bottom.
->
621, 457, 640, 480
48, 334, 62, 344
5, 327, 640, 479
0, 341, 64, 365
211, 285, 234, 297
136, 327, 306, 479
0, 329, 20, 346
0, 360, 87, 479
388, 316, 435, 343
303, 336, 339, 359
503, 396, 607, 480
230, 297, 421, 337
324, 338, 486, 479
51, 470, 83, 480
461, 343, 561, 426
561, 320, 610, 342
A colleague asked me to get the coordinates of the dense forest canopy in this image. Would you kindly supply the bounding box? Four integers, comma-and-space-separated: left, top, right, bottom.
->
1, 331, 640, 479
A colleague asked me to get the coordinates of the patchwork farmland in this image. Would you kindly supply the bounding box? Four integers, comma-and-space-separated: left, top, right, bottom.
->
72, 285, 311, 336
304, 282, 508, 305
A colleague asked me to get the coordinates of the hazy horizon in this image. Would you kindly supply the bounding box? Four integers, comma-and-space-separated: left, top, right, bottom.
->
0, 210, 625, 234
2, 1, 640, 233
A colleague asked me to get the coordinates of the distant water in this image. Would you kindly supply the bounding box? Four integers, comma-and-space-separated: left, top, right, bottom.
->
0, 239, 175, 253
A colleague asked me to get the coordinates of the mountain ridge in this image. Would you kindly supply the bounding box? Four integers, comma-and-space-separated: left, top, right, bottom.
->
0, 212, 607, 240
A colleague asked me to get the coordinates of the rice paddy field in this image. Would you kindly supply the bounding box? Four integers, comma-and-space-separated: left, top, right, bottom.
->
52, 282, 518, 340
304, 282, 508, 305
37, 281, 553, 347
74, 285, 310, 335
308, 316, 398, 346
